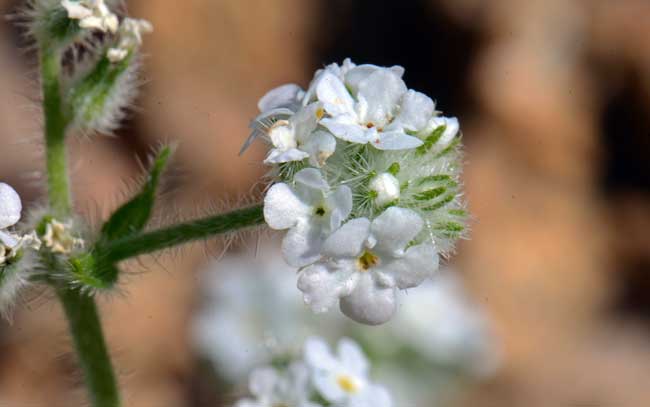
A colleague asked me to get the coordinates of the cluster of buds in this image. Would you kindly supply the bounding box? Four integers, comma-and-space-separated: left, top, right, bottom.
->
235, 337, 391, 407
250, 59, 467, 325
60, 0, 153, 62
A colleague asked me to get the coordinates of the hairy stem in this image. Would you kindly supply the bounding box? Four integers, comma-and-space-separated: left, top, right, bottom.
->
102, 205, 265, 262
41, 44, 120, 406
58, 288, 120, 407
41, 46, 71, 216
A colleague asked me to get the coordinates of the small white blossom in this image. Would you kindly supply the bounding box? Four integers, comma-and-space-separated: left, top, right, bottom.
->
304, 337, 391, 407
107, 18, 153, 63
264, 168, 352, 267
61, 0, 118, 33
236, 363, 321, 407
368, 173, 400, 207
263, 103, 336, 167
42, 219, 84, 254
0, 183, 40, 266
316, 70, 425, 150
298, 207, 438, 325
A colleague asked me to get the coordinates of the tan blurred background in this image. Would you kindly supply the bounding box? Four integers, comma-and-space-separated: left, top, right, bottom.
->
1, 0, 650, 406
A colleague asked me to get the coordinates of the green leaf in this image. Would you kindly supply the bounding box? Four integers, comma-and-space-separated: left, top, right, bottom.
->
99, 147, 172, 242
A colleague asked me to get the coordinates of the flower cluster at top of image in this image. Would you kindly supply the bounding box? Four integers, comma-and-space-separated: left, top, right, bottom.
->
247, 59, 467, 325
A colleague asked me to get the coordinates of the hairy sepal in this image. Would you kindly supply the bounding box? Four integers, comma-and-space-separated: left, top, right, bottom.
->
67, 52, 140, 134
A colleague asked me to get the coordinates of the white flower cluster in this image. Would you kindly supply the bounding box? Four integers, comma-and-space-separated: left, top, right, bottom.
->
60, 0, 152, 62
251, 59, 467, 325
0, 183, 40, 267
236, 337, 391, 407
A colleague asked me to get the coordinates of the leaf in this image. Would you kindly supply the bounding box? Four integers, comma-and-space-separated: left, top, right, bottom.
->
99, 147, 172, 242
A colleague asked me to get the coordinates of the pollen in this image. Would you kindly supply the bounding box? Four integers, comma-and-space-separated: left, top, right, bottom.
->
337, 374, 360, 394
316, 107, 325, 120
357, 250, 379, 271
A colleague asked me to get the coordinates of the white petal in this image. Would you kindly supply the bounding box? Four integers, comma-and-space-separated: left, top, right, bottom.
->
302, 131, 337, 167
340, 273, 397, 325
263, 183, 310, 230
321, 119, 370, 144
380, 243, 438, 289
313, 371, 346, 403
431, 116, 460, 145
345, 64, 405, 95
373, 131, 423, 150
282, 219, 324, 267
370, 207, 423, 255
293, 168, 329, 205
350, 384, 393, 407
0, 183, 21, 229
322, 218, 370, 258
264, 148, 309, 164
396, 90, 435, 131
357, 70, 407, 127
249, 367, 278, 399
292, 103, 322, 140
326, 185, 353, 231
258, 83, 304, 112
337, 338, 369, 377
298, 262, 358, 313
0, 230, 19, 248
304, 337, 339, 371
316, 72, 355, 117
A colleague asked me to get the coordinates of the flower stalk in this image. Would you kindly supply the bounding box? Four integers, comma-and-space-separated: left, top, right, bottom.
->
41, 45, 71, 216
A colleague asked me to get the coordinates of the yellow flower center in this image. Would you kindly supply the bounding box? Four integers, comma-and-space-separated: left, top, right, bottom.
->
356, 250, 379, 271
337, 374, 360, 394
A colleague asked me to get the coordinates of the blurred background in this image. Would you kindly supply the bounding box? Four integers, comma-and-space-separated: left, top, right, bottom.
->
1, 0, 650, 406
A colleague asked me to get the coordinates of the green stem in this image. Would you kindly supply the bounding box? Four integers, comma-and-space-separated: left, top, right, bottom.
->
102, 205, 265, 262
40, 44, 120, 406
58, 288, 120, 407
41, 46, 71, 216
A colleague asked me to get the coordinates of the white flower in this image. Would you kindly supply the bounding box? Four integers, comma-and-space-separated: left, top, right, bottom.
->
368, 173, 400, 207
0, 183, 40, 266
107, 18, 153, 63
61, 0, 119, 33
236, 363, 321, 407
263, 103, 336, 167
264, 168, 352, 267
316, 70, 426, 150
192, 244, 346, 381
297, 207, 438, 325
304, 337, 391, 407
392, 273, 500, 376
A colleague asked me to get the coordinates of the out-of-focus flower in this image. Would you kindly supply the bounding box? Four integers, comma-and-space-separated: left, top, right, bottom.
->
0, 183, 40, 265
41, 219, 84, 254
235, 363, 321, 407
304, 337, 391, 407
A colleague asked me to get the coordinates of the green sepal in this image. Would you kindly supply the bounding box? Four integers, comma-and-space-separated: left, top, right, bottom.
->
416, 125, 446, 155
99, 147, 172, 243
67, 52, 133, 128
37, 5, 82, 47
69, 252, 118, 290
